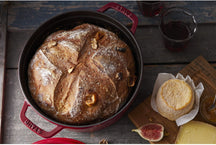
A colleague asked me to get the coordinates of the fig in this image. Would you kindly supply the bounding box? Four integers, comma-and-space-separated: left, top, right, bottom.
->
132, 123, 164, 142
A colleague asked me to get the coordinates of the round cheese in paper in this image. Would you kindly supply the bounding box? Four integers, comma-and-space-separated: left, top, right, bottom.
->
156, 79, 194, 121
151, 73, 204, 126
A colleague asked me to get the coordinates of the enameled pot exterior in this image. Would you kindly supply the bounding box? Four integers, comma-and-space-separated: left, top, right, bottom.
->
19, 2, 143, 138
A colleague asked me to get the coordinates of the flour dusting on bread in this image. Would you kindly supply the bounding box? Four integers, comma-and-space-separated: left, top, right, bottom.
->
28, 24, 136, 124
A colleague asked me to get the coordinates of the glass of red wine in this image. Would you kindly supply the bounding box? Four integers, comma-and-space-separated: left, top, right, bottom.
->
159, 7, 197, 51
137, 1, 163, 17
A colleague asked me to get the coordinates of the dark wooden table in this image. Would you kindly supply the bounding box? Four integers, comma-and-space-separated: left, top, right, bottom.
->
1, 1, 216, 144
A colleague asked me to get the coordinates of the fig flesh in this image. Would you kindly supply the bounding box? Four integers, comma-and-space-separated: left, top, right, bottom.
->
132, 123, 164, 142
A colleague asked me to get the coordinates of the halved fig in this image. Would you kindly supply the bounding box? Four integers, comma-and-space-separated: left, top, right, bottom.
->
132, 123, 164, 142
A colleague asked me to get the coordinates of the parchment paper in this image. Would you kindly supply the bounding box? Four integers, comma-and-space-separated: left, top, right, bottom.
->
151, 73, 204, 126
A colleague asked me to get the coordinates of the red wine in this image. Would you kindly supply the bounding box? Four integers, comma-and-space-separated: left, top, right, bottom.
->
137, 1, 163, 17
162, 21, 191, 40
161, 21, 191, 51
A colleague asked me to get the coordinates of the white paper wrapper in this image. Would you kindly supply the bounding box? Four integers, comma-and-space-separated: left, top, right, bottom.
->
151, 73, 204, 126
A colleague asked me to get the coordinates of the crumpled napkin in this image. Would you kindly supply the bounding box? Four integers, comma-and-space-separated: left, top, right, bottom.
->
151, 73, 204, 126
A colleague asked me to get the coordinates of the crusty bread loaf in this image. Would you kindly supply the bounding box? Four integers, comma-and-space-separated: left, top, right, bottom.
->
28, 24, 136, 124
156, 79, 194, 121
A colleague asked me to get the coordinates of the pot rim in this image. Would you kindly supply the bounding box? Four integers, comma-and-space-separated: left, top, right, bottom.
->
18, 9, 143, 128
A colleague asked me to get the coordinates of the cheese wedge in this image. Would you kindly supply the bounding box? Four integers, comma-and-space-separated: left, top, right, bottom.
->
156, 79, 194, 121
176, 121, 216, 144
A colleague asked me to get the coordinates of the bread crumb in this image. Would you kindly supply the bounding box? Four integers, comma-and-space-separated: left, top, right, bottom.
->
99, 139, 108, 144
149, 118, 153, 122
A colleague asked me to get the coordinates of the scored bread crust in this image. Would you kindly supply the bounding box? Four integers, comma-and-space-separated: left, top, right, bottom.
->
28, 24, 136, 124
156, 79, 194, 121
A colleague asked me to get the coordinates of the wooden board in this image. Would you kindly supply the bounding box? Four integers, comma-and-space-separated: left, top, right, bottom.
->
128, 56, 216, 144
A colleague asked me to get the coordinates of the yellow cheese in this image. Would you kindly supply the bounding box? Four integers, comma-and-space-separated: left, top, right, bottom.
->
176, 121, 216, 144
156, 79, 194, 121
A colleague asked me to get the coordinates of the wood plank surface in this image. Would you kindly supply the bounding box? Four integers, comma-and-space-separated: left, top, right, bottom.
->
3, 1, 216, 144
7, 1, 216, 30
6, 24, 216, 69
0, 2, 7, 143
2, 64, 185, 144
128, 56, 216, 144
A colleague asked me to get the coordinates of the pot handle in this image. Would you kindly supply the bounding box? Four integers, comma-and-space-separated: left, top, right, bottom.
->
20, 101, 64, 138
97, 2, 138, 34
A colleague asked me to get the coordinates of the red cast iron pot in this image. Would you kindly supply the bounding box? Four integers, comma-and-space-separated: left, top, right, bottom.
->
19, 2, 143, 138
